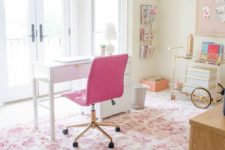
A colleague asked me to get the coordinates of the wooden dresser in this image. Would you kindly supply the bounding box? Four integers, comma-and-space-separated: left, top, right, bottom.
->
189, 104, 225, 150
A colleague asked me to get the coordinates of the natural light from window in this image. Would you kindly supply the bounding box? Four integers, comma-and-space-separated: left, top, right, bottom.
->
93, 0, 120, 56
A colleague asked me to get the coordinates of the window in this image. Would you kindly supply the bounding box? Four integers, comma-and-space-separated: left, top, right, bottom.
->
70, 0, 127, 92
70, 0, 127, 57
93, 0, 127, 56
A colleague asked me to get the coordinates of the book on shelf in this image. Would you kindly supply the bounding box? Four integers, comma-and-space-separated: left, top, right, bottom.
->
187, 66, 217, 78
186, 77, 217, 89
186, 74, 217, 81
187, 71, 217, 79
182, 83, 216, 93
207, 44, 220, 61
200, 42, 224, 62
188, 66, 217, 73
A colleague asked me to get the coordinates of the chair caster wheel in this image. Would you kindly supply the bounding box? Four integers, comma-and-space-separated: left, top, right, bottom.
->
73, 142, 78, 148
62, 129, 68, 135
115, 127, 120, 132
108, 142, 114, 148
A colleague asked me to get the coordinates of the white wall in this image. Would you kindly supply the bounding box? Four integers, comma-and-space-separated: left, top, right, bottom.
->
129, 0, 158, 86
156, 0, 225, 85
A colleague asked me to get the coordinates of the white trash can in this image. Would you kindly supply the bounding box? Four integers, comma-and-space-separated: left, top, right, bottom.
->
132, 84, 147, 110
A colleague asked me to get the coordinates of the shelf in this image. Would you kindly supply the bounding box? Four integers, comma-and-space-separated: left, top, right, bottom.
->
175, 55, 225, 66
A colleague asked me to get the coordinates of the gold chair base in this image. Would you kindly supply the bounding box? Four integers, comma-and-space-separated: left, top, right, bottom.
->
66, 109, 119, 143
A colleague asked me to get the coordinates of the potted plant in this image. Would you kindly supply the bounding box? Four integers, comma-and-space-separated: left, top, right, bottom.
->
100, 44, 106, 56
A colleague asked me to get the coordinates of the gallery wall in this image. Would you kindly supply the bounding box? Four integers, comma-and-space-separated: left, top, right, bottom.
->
129, 0, 158, 85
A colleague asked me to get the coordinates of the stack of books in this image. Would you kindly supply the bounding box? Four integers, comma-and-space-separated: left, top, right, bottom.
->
182, 66, 217, 93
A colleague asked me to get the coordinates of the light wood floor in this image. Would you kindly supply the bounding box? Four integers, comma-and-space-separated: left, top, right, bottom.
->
0, 97, 84, 128
0, 90, 188, 128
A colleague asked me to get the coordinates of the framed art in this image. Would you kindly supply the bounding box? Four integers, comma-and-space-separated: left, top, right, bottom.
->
141, 5, 156, 25
195, 0, 225, 37
140, 4, 157, 59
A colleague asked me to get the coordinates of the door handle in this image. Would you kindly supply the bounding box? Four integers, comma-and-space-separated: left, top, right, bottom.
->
39, 24, 47, 42
30, 24, 35, 42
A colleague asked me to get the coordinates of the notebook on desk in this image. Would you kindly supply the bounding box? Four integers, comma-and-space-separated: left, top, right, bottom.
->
54, 56, 92, 63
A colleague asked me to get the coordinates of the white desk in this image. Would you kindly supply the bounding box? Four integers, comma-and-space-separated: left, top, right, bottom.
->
33, 60, 91, 141
33, 58, 132, 141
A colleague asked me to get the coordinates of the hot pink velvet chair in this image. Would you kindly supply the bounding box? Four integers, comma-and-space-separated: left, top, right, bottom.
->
62, 54, 128, 148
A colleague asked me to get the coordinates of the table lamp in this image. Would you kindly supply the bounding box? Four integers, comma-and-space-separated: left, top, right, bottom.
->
104, 23, 117, 55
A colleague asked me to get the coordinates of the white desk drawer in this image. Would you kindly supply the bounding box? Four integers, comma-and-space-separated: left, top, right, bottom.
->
100, 86, 131, 118
53, 63, 91, 83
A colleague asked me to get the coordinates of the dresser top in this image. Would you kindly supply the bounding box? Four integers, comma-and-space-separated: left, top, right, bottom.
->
190, 104, 225, 136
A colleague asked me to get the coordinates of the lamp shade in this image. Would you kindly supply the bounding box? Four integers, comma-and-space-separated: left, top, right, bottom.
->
104, 23, 117, 40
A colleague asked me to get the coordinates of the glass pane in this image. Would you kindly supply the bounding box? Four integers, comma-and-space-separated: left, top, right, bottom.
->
43, 0, 65, 61
94, 0, 119, 32
4, 0, 31, 87
94, 0, 120, 55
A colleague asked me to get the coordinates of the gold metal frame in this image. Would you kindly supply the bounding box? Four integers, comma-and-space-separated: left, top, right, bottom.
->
65, 106, 119, 143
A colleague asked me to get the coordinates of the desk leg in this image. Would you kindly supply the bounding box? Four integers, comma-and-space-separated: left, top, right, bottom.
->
49, 81, 55, 141
33, 78, 38, 129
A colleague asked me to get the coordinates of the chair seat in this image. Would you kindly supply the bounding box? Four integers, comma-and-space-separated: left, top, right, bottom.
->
62, 89, 88, 106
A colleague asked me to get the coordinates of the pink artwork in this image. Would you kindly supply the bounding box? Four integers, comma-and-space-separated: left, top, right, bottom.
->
196, 0, 225, 37
140, 27, 152, 42
141, 5, 157, 25
202, 6, 210, 19
140, 4, 157, 59
140, 45, 150, 59
207, 44, 220, 60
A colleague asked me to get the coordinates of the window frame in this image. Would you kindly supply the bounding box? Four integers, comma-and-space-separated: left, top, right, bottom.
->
92, 0, 127, 55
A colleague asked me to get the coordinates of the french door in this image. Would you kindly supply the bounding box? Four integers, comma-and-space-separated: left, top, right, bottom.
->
0, 0, 71, 102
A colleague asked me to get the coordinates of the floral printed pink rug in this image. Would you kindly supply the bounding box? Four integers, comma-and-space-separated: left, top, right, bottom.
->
0, 92, 205, 150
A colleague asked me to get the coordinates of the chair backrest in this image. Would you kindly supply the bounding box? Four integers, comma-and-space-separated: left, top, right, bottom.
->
85, 54, 128, 105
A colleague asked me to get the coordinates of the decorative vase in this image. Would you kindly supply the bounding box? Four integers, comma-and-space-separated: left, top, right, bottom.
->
100, 46, 106, 56
106, 43, 114, 55
186, 34, 194, 57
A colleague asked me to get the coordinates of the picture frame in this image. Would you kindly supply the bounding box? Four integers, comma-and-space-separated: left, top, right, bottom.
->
195, 0, 225, 37
141, 5, 156, 25
139, 4, 157, 59
140, 27, 152, 42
